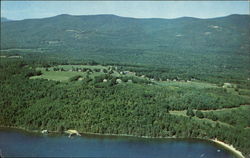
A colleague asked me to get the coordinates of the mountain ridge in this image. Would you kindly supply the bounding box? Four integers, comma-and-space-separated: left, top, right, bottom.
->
1, 13, 250, 68
2, 13, 249, 21
1, 13, 249, 47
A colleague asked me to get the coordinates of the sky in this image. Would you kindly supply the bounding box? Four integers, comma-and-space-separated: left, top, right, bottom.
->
1, 1, 249, 20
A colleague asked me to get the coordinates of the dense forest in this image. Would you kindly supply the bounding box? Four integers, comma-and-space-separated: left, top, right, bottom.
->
0, 59, 250, 156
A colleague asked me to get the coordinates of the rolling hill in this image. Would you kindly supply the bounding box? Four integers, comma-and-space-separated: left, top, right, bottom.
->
1, 14, 249, 54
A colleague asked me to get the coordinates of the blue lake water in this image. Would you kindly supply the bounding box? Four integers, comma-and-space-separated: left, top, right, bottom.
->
0, 128, 237, 158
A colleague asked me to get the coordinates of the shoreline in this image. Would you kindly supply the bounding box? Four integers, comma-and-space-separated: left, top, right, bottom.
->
210, 138, 245, 158
0, 126, 245, 158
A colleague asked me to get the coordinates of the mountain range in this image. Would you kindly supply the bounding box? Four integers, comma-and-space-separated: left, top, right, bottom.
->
1, 14, 250, 66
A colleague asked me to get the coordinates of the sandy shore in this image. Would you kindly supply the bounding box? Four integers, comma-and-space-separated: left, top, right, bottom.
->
210, 138, 244, 158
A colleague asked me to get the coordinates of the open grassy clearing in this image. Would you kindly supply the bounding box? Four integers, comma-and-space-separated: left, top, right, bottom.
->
156, 80, 218, 89
0, 48, 44, 53
30, 65, 140, 82
169, 110, 187, 116
169, 105, 250, 128
169, 105, 249, 116
30, 70, 85, 82
30, 67, 111, 82
1, 48, 41, 51
199, 105, 249, 112
203, 106, 250, 128
169, 110, 232, 127
55, 65, 108, 71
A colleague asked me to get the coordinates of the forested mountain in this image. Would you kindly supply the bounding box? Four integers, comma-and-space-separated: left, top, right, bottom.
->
1, 14, 249, 55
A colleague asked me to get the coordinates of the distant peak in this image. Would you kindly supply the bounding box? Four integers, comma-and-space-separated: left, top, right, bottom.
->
76, 14, 122, 18
58, 14, 72, 16
175, 16, 200, 20
56, 14, 119, 18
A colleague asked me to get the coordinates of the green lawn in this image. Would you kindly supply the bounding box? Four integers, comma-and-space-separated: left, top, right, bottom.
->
169, 110, 232, 127
30, 70, 84, 82
31, 65, 113, 81
55, 64, 108, 70
200, 105, 246, 112
169, 110, 187, 116
170, 105, 250, 128
156, 80, 218, 89
203, 106, 250, 128
31, 65, 142, 82
0, 48, 43, 53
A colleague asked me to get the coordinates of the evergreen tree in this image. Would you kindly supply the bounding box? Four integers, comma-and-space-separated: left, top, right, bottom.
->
196, 110, 204, 119
186, 108, 195, 117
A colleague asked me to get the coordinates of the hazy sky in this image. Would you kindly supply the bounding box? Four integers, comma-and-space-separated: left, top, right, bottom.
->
1, 1, 249, 20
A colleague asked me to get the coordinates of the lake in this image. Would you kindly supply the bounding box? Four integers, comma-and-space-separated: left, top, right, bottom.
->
0, 128, 237, 158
